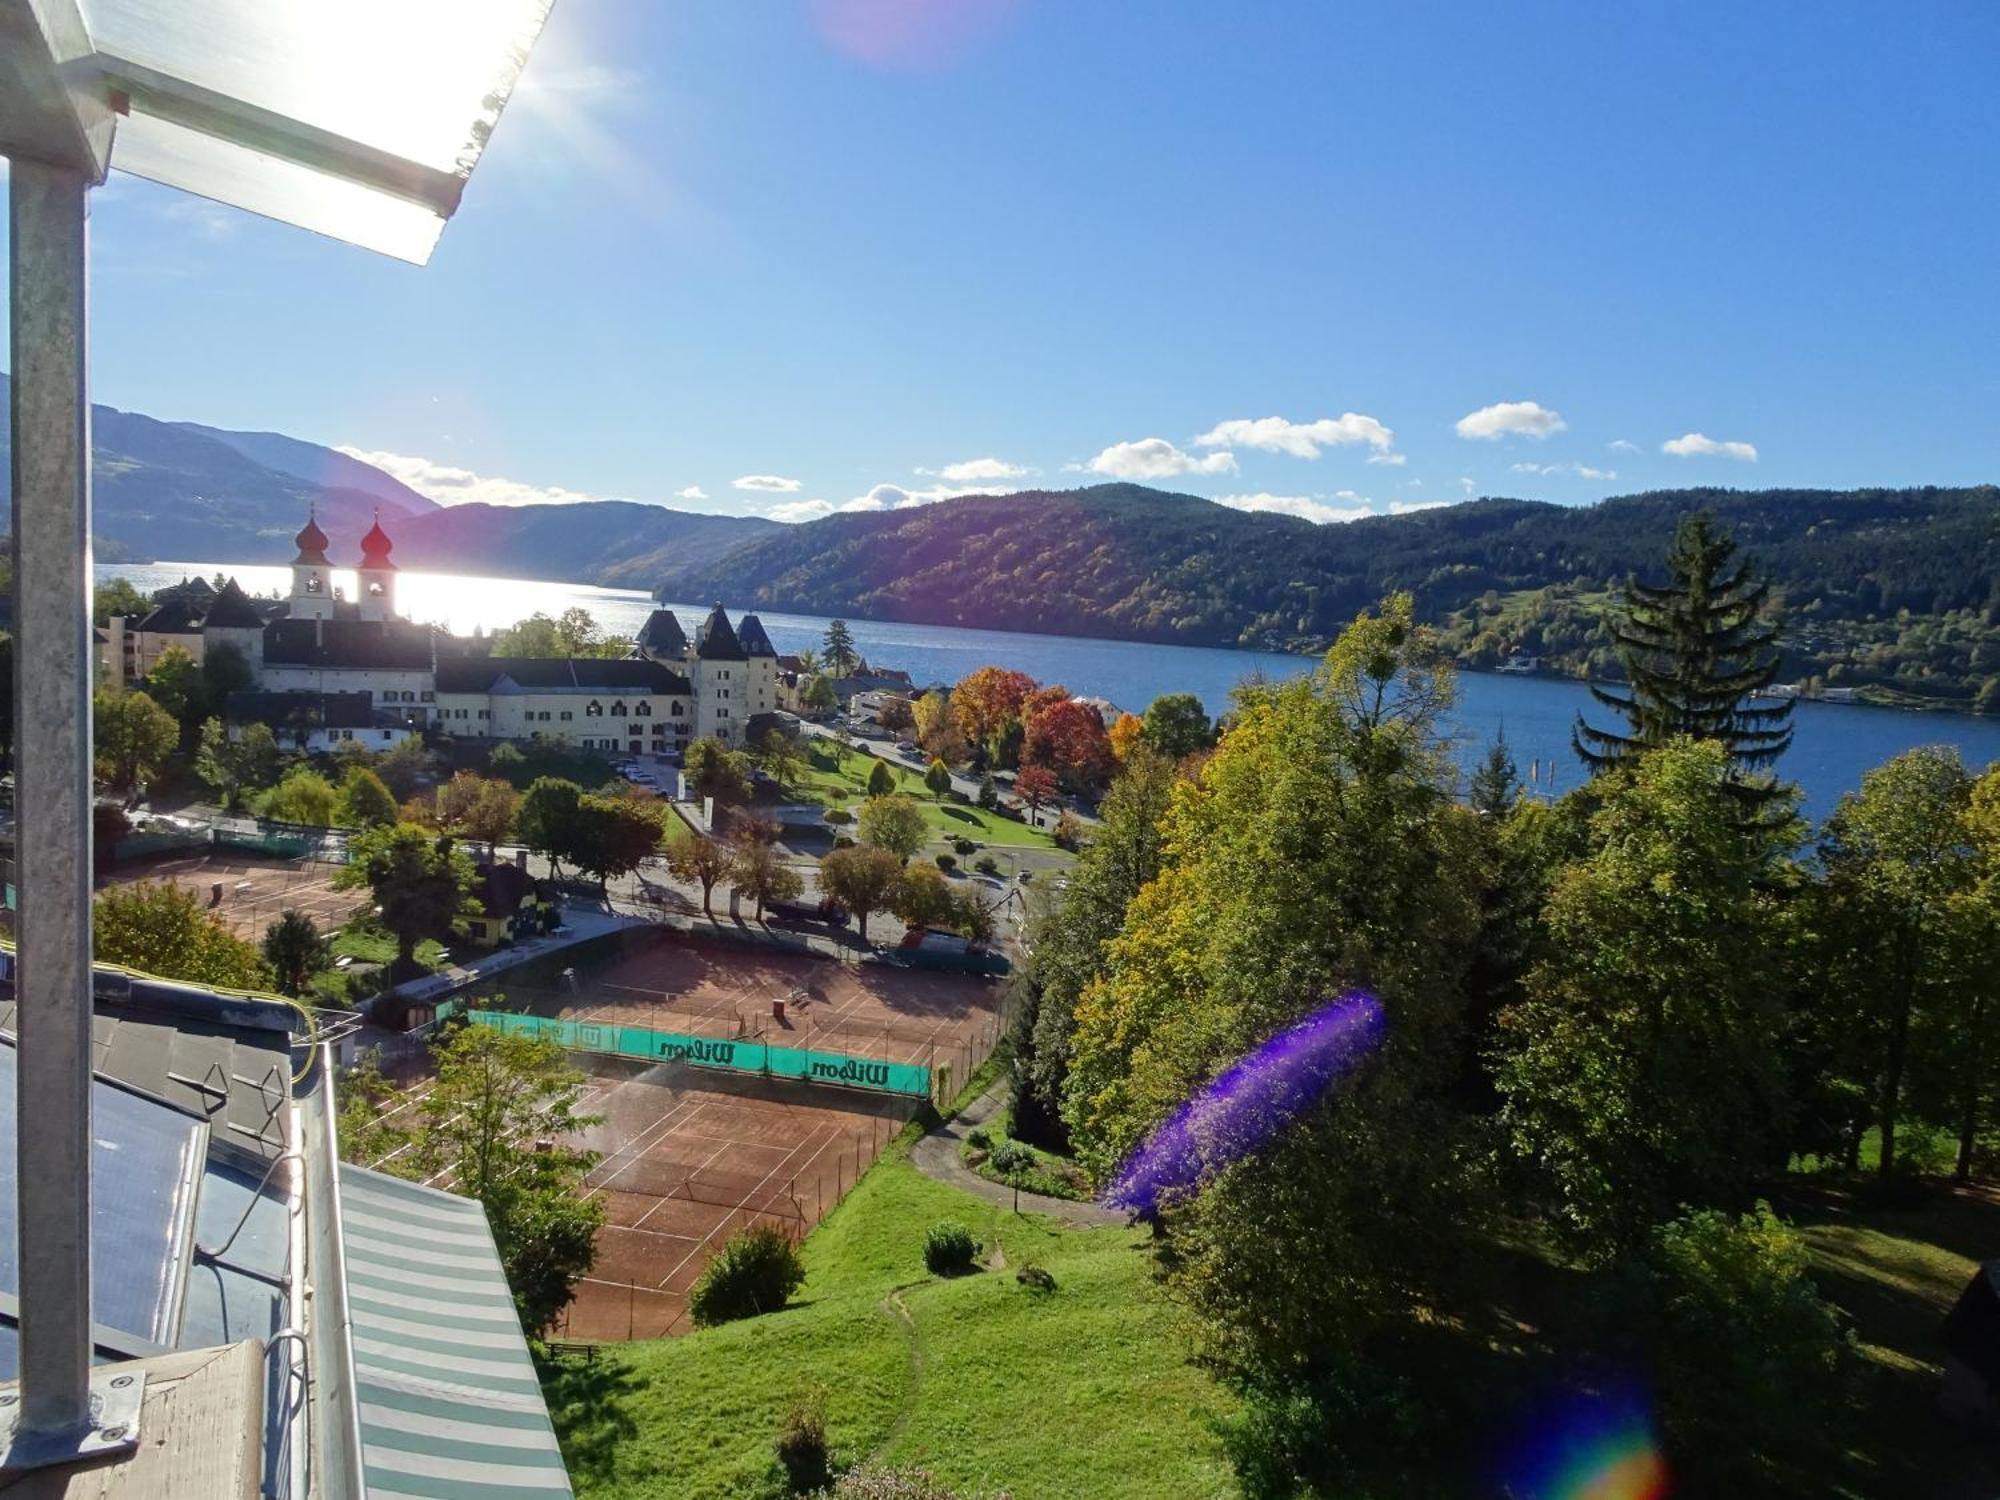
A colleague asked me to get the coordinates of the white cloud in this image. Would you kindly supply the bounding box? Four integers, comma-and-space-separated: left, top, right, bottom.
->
1390, 500, 1447, 515
765, 499, 834, 523
676, 485, 709, 501
1510, 461, 1616, 480
1367, 451, 1408, 466
1458, 477, 1477, 496
933, 457, 1030, 483
1661, 432, 1758, 461
1455, 400, 1567, 441
733, 474, 804, 493
1215, 492, 1373, 525
1195, 413, 1396, 460
1087, 438, 1237, 480
1609, 438, 1640, 453
336, 447, 598, 507
842, 481, 995, 513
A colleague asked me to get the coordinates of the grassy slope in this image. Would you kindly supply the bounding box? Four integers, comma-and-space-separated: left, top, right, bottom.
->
1785, 1179, 2000, 1498
546, 1158, 1235, 1499
794, 745, 1056, 851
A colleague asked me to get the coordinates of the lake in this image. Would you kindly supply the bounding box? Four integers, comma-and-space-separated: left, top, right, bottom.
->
104, 559, 2000, 823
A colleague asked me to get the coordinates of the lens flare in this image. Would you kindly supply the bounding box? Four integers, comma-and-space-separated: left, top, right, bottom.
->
1503, 1392, 1670, 1500
1103, 993, 1385, 1214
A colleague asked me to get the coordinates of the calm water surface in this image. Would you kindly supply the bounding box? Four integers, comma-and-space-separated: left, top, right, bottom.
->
107, 560, 2000, 822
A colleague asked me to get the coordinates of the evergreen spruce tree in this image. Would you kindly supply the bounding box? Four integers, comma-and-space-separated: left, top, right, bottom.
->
1469, 729, 1519, 817
1573, 511, 1793, 798
822, 618, 859, 677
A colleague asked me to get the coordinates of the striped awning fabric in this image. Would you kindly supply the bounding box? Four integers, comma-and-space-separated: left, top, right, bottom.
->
337, 1164, 574, 1499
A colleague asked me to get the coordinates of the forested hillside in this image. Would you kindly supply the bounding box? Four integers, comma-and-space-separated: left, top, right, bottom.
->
664, 483, 2000, 710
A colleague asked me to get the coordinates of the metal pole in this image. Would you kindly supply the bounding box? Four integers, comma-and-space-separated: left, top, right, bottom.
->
10, 158, 94, 1438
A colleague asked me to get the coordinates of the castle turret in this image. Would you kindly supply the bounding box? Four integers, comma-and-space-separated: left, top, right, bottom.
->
356, 512, 397, 622
693, 603, 745, 743
736, 613, 780, 721
288, 510, 335, 621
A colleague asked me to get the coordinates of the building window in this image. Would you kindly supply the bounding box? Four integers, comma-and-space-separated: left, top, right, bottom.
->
636, 701, 652, 717
610, 701, 627, 717
478, 709, 490, 720
586, 700, 602, 717
379, 689, 395, 701
420, 690, 434, 703
671, 701, 684, 717
560, 711, 572, 721
402, 691, 415, 702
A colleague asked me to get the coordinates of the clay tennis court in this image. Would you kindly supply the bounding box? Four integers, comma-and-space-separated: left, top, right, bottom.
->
107, 847, 359, 942
558, 1058, 916, 1340
487, 925, 1006, 1082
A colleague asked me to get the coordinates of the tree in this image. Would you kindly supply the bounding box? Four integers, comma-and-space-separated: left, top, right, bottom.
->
891, 863, 957, 930
879, 697, 916, 734
1013, 747, 1178, 1146
1024, 698, 1114, 792
1574, 512, 1794, 800
262, 768, 339, 826
490, 608, 624, 658
1496, 740, 1799, 1255
820, 846, 902, 942
976, 773, 999, 810
199, 643, 254, 713
758, 729, 806, 791
1952, 764, 2000, 1179
337, 765, 399, 828
570, 796, 663, 887
1816, 747, 1979, 1179
142, 645, 205, 731
375, 737, 433, 801
802, 674, 839, 715
336, 824, 476, 975
93, 689, 179, 798
262, 910, 332, 998
1468, 730, 1519, 818
1140, 692, 1213, 759
913, 689, 955, 755
865, 758, 897, 798
518, 777, 585, 882
405, 1026, 605, 1334
858, 793, 927, 860
822, 619, 859, 677
1014, 764, 1058, 823
793, 647, 819, 676
924, 757, 953, 797
684, 736, 752, 805
1064, 595, 1482, 1371
435, 772, 519, 848
95, 882, 273, 990
732, 838, 803, 920
195, 718, 281, 810
666, 834, 733, 917
949, 667, 1036, 763
92, 577, 148, 626
1107, 712, 1146, 761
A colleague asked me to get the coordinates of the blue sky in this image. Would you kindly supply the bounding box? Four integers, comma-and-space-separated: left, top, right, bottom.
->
13, 1, 2000, 525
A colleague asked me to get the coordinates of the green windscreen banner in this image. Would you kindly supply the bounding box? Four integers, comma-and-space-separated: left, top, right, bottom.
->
467, 1009, 932, 1098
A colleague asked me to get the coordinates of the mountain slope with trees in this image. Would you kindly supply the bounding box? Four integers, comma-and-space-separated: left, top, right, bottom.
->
662, 482, 2000, 709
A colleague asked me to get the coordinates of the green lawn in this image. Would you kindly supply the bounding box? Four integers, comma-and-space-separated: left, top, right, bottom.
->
330, 923, 446, 969
793, 744, 1056, 851
544, 1156, 1236, 1499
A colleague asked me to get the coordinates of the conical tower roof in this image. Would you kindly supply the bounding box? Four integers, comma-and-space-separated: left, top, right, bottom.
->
736, 613, 778, 657
695, 603, 746, 661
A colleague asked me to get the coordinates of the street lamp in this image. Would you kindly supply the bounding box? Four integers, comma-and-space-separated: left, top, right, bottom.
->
0, 0, 552, 1466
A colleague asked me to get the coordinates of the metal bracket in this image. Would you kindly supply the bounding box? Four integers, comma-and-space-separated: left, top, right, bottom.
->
0, 1368, 146, 1473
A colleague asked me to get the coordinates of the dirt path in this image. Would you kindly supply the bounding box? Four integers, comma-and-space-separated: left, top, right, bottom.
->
908, 1084, 1128, 1229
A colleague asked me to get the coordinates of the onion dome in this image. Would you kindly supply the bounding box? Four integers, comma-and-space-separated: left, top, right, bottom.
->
292, 510, 331, 565
358, 511, 396, 570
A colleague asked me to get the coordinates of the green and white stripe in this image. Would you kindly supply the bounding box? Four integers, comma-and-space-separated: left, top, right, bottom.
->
338, 1165, 573, 1499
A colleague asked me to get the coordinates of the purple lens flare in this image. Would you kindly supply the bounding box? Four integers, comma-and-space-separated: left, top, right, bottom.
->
1103, 993, 1386, 1214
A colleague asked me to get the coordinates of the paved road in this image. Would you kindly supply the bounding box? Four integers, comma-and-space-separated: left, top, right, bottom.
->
908, 1082, 1128, 1229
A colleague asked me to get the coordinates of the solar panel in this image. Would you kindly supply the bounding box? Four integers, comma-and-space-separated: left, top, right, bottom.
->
0, 1040, 204, 1349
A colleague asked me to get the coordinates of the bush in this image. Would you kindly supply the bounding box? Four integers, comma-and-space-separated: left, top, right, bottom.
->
773, 1388, 831, 1494
974, 855, 1000, 876
832, 834, 855, 850
832, 1466, 1009, 1500
1213, 1368, 1424, 1500
922, 1220, 978, 1275
965, 1126, 991, 1149
953, 837, 977, 855
1016, 1262, 1057, 1294
989, 1139, 1035, 1176
823, 807, 853, 826
1616, 1203, 1857, 1495
935, 853, 957, 871
687, 1226, 806, 1326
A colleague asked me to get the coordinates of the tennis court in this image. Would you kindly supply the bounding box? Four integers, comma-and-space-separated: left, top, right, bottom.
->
481, 925, 1006, 1084
106, 848, 358, 942
557, 1057, 914, 1341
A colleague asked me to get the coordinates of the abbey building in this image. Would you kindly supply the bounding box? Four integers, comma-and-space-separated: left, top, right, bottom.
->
100, 512, 781, 755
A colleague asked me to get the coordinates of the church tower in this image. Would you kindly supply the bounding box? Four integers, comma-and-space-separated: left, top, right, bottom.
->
288, 510, 335, 621
356, 512, 398, 622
